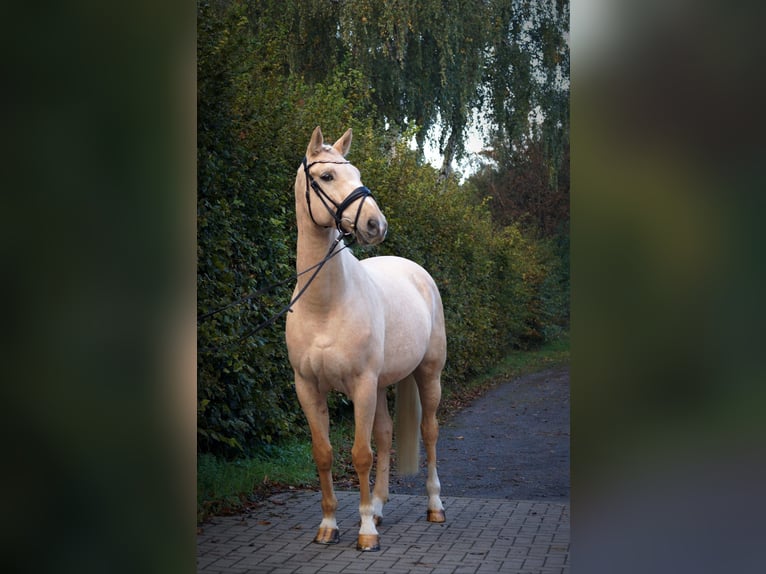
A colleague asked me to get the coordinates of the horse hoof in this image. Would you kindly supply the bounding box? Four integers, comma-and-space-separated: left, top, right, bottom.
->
314, 528, 340, 545
427, 509, 446, 523
356, 534, 380, 552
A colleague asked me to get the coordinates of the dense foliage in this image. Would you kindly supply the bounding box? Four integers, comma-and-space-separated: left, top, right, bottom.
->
197, 0, 569, 457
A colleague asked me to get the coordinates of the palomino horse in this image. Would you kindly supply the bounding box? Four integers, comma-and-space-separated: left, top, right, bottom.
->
285, 127, 447, 552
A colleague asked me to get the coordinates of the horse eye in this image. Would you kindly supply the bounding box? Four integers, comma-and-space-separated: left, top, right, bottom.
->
320, 173, 333, 182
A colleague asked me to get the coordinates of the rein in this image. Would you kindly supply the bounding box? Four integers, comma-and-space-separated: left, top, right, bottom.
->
198, 231, 349, 352
198, 155, 374, 352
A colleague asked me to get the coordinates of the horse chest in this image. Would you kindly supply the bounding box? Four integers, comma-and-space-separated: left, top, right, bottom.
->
289, 313, 381, 386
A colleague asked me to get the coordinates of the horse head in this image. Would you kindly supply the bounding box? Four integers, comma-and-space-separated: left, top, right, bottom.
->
301, 126, 388, 246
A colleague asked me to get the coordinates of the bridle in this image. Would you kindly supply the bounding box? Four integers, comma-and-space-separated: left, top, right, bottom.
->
301, 156, 374, 240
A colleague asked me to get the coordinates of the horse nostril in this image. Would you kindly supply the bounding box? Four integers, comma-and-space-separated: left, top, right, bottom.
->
367, 219, 379, 235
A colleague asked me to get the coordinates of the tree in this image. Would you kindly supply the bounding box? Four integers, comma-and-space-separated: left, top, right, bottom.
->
484, 1, 569, 164
470, 138, 569, 237
280, 1, 569, 186
475, 0, 569, 229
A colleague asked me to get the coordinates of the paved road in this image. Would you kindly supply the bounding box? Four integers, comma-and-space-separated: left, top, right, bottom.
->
197, 367, 570, 573
197, 491, 569, 573
391, 367, 570, 500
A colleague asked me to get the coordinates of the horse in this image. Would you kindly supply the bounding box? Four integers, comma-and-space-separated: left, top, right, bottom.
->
285, 126, 447, 552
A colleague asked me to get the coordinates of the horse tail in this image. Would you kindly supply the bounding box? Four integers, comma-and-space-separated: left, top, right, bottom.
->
395, 374, 422, 476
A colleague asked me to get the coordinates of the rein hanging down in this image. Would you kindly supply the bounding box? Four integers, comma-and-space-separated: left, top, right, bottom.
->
198, 158, 374, 350
198, 231, 349, 351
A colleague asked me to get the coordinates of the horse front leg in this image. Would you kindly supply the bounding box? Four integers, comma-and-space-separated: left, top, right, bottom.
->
294, 376, 339, 544
372, 387, 392, 527
351, 380, 380, 551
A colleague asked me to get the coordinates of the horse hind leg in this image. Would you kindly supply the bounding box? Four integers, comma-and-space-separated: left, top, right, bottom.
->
414, 367, 446, 523
372, 387, 393, 526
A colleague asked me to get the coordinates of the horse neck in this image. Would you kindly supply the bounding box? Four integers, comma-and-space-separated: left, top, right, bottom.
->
294, 193, 352, 311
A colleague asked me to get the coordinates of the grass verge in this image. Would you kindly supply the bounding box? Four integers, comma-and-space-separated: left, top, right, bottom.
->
197, 333, 569, 523
197, 441, 317, 523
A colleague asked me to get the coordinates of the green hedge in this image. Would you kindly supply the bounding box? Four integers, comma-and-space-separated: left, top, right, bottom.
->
196, 0, 568, 457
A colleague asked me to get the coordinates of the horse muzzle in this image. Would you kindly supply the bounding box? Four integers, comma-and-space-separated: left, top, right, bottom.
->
356, 213, 388, 245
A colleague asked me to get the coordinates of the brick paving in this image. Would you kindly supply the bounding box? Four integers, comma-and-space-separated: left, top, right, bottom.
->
197, 490, 569, 573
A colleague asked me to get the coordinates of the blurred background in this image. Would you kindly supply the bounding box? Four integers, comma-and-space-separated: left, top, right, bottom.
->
572, 0, 766, 572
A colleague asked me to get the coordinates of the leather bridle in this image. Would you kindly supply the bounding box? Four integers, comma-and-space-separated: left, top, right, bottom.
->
301, 156, 374, 240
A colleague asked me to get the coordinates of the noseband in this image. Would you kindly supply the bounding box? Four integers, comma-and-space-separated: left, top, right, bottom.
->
302, 156, 374, 240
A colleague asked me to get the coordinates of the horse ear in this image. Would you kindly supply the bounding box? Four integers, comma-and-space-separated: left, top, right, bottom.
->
307, 126, 324, 158
332, 128, 353, 157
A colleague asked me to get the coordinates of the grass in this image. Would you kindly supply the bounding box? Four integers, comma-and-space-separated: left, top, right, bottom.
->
197, 441, 317, 522
197, 333, 569, 523
196, 420, 361, 523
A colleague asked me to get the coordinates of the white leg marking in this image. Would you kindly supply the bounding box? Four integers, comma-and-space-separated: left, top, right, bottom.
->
319, 517, 337, 531
372, 496, 384, 520
427, 465, 444, 512
358, 503, 379, 535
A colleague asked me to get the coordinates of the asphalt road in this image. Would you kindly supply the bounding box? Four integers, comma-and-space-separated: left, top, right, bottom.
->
389, 366, 570, 501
